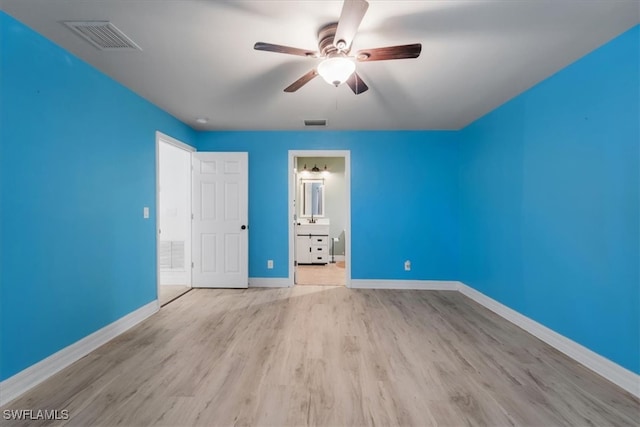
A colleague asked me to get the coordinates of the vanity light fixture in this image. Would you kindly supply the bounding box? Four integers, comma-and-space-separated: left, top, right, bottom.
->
301, 164, 329, 175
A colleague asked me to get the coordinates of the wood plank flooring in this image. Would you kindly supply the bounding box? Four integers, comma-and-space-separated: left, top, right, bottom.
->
159, 285, 191, 306
3, 287, 638, 426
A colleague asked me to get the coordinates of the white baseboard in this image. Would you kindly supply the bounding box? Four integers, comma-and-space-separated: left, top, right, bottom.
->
331, 255, 345, 262
249, 277, 291, 288
457, 282, 640, 398
350, 280, 458, 290
0, 300, 159, 406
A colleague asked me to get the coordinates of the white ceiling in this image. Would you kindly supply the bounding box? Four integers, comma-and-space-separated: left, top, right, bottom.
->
2, 0, 638, 131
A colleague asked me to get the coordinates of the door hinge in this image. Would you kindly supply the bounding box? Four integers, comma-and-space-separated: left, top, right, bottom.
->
191, 262, 194, 269
191, 213, 194, 220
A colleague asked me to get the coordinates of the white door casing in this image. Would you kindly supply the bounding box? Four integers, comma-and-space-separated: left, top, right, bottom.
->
156, 131, 195, 301
288, 150, 351, 287
192, 152, 248, 288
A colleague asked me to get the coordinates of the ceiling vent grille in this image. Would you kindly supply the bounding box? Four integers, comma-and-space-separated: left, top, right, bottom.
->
63, 21, 141, 51
304, 119, 327, 127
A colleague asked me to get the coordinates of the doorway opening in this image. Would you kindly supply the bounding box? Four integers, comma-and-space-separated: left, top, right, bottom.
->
288, 150, 351, 287
156, 132, 194, 306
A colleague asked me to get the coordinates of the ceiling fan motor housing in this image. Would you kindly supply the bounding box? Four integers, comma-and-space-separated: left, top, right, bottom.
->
318, 23, 345, 56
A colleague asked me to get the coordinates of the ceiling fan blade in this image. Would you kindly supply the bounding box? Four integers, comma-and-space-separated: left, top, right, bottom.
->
334, 0, 369, 51
254, 42, 318, 58
356, 43, 422, 61
284, 69, 318, 92
346, 72, 368, 95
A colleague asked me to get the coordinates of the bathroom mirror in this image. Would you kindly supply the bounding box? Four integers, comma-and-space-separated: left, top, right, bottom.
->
300, 179, 324, 217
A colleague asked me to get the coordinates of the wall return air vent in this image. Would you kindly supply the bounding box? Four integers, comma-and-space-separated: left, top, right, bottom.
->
63, 21, 141, 51
304, 119, 327, 127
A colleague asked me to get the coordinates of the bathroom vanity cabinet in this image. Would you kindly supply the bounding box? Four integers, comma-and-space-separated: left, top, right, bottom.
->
296, 223, 329, 264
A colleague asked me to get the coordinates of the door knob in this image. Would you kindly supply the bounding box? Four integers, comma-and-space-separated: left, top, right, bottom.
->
241, 225, 247, 230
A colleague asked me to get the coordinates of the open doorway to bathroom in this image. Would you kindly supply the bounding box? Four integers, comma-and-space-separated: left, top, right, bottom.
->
288, 150, 351, 287
156, 132, 194, 305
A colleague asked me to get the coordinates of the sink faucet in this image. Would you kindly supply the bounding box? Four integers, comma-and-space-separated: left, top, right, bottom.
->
310, 211, 315, 223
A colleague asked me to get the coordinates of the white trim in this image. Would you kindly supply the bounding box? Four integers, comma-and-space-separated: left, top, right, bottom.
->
457, 282, 640, 398
350, 279, 458, 290
289, 150, 351, 289
155, 131, 196, 153
248, 278, 291, 288
0, 300, 159, 406
155, 131, 195, 303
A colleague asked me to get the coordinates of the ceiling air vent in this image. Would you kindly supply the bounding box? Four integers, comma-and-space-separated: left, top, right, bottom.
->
63, 21, 141, 51
304, 119, 327, 127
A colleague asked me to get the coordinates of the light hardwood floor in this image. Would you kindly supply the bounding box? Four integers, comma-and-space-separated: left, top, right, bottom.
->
3, 287, 638, 426
159, 285, 191, 306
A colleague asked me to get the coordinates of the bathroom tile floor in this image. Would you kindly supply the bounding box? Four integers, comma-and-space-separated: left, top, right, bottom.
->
296, 262, 345, 286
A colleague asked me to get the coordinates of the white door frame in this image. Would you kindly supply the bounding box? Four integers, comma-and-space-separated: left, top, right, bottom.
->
155, 131, 196, 301
288, 150, 351, 287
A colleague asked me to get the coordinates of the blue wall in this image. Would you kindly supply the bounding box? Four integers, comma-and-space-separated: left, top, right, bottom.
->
1, 9, 637, 385
0, 12, 196, 380
459, 25, 639, 373
197, 131, 460, 280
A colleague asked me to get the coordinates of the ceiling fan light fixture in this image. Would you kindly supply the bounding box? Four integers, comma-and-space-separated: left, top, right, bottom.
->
317, 57, 355, 86
253, 0, 421, 94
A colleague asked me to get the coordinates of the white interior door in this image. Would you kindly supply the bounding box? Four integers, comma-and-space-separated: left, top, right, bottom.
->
192, 152, 248, 288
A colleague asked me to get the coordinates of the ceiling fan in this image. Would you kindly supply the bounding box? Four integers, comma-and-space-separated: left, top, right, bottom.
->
253, 0, 421, 95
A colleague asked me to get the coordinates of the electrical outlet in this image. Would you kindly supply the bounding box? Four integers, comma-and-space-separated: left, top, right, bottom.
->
143, 207, 149, 219
267, 260, 274, 269
404, 260, 411, 271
